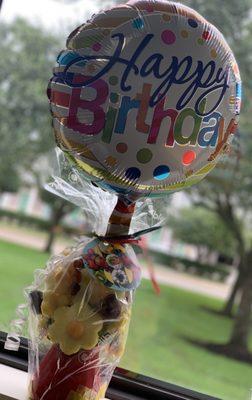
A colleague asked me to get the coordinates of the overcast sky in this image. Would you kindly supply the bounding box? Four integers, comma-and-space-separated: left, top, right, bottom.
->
1, 0, 100, 32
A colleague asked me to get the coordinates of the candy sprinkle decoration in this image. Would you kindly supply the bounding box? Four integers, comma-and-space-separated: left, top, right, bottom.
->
82, 239, 141, 291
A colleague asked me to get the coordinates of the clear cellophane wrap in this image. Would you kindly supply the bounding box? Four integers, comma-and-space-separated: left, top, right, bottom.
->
25, 148, 169, 400
28, 236, 139, 400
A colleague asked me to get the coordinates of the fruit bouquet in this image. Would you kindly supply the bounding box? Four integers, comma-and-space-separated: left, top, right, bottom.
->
29, 221, 139, 400
25, 0, 241, 399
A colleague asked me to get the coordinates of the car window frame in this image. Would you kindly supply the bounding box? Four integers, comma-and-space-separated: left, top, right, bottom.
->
0, 331, 220, 400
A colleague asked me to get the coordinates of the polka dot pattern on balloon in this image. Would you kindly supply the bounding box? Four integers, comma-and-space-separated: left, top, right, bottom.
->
181, 30, 189, 38
162, 14, 171, 22
116, 143, 128, 154
125, 167, 141, 180
229, 96, 235, 105
202, 30, 211, 40
51, 1, 241, 197
161, 29, 176, 45
110, 93, 119, 103
109, 76, 118, 85
92, 42, 101, 51
188, 19, 198, 28
136, 148, 153, 164
144, 4, 154, 12
233, 63, 239, 75
105, 156, 117, 167
211, 49, 217, 58
153, 165, 170, 180
182, 150, 196, 166
132, 18, 144, 30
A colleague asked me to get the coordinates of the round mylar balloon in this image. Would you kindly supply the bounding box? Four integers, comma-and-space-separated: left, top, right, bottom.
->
48, 0, 241, 198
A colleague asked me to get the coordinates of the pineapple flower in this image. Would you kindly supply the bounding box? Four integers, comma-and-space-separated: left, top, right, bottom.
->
41, 261, 90, 318
76, 274, 115, 309
76, 271, 128, 311
45, 258, 84, 294
103, 305, 131, 334
99, 306, 131, 363
109, 320, 130, 360
48, 301, 103, 355
41, 290, 72, 318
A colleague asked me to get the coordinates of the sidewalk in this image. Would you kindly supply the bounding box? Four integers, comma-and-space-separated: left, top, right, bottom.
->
142, 264, 231, 300
0, 223, 232, 301
0, 222, 70, 254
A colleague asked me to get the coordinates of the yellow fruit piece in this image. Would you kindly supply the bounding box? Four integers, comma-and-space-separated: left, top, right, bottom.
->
86, 279, 114, 307
41, 291, 71, 317
113, 243, 125, 253
104, 270, 114, 284
48, 303, 103, 355
125, 268, 133, 283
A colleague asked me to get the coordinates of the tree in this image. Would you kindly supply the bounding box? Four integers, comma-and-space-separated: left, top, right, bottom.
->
0, 19, 62, 192
169, 207, 236, 263
0, 164, 20, 193
40, 188, 76, 253
0, 19, 78, 251
178, 0, 252, 360
228, 250, 252, 358
31, 154, 77, 254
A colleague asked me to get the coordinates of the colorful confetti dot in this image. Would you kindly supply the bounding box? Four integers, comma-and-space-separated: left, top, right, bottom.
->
236, 82, 242, 99
144, 4, 154, 12
229, 96, 235, 105
211, 49, 217, 58
132, 18, 144, 30
162, 14, 171, 22
182, 150, 196, 166
188, 19, 198, 28
198, 38, 204, 45
125, 167, 141, 180
161, 29, 176, 45
106, 156, 117, 167
233, 63, 239, 75
153, 165, 170, 180
137, 148, 153, 164
202, 30, 211, 40
116, 143, 128, 154
181, 30, 189, 38
110, 93, 119, 103
92, 42, 101, 52
109, 76, 119, 85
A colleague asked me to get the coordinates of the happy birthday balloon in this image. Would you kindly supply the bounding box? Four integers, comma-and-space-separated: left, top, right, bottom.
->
48, 0, 241, 198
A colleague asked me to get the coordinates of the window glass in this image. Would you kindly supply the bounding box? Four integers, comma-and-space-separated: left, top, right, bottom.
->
0, 1, 251, 400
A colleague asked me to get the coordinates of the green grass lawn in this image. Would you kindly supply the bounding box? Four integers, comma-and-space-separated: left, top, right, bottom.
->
0, 239, 251, 400
0, 240, 49, 329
